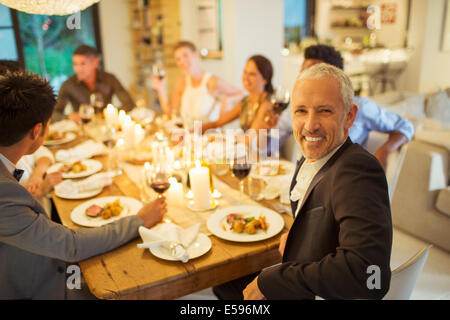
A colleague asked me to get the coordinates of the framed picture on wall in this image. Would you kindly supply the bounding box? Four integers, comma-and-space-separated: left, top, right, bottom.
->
442, 0, 450, 52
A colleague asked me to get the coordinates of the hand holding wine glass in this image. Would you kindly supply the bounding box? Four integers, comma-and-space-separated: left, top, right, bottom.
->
151, 65, 166, 93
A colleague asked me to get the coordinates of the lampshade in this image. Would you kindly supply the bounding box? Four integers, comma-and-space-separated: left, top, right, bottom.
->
0, 0, 101, 15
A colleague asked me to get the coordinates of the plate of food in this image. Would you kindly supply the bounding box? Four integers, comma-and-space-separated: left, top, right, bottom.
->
207, 205, 285, 242
44, 131, 76, 146
48, 159, 102, 179
251, 159, 296, 179
70, 196, 143, 227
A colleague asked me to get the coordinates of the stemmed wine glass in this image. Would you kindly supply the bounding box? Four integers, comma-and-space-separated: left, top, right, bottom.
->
101, 126, 117, 172
270, 85, 290, 114
90, 92, 104, 118
231, 145, 251, 201
152, 64, 166, 80
79, 104, 95, 138
148, 149, 170, 198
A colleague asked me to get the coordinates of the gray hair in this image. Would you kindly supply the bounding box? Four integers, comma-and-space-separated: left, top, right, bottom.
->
295, 63, 354, 112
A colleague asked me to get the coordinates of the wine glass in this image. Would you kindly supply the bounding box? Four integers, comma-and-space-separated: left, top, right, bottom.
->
79, 104, 95, 138
270, 85, 290, 115
152, 64, 166, 80
90, 92, 104, 118
101, 126, 117, 172
231, 146, 251, 201
148, 163, 170, 199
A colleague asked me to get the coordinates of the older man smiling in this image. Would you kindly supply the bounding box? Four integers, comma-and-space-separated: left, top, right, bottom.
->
243, 63, 393, 300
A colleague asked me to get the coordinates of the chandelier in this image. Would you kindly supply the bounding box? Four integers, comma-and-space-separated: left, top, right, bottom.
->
0, 0, 101, 15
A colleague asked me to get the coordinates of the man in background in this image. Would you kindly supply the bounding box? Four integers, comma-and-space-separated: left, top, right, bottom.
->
279, 44, 414, 170
53, 44, 135, 122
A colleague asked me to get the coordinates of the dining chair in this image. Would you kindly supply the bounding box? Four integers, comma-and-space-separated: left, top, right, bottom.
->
383, 245, 432, 300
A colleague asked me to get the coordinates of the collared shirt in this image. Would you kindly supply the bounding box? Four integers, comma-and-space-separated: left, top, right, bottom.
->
349, 96, 415, 148
0, 152, 17, 177
52, 69, 135, 122
278, 96, 415, 149
290, 143, 343, 217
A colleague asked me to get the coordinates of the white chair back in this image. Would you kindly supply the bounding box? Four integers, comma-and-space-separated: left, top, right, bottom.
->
383, 245, 432, 300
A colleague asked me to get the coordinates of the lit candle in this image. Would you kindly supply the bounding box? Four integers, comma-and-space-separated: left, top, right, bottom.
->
167, 177, 184, 207
104, 104, 118, 128
122, 117, 135, 147
118, 110, 127, 128
189, 160, 212, 210
134, 123, 145, 147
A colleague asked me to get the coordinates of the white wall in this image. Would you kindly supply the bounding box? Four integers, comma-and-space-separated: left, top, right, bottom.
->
98, 0, 134, 90
402, 0, 450, 93
180, 0, 283, 89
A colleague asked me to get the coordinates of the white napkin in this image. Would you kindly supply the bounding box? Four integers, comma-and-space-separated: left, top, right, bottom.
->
137, 222, 201, 263
262, 175, 293, 202
55, 140, 107, 162
54, 172, 114, 195
49, 120, 79, 133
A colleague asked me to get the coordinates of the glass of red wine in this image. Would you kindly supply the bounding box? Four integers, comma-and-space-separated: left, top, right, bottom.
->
149, 168, 170, 198
90, 92, 104, 118
231, 146, 251, 201
79, 104, 95, 138
270, 85, 290, 115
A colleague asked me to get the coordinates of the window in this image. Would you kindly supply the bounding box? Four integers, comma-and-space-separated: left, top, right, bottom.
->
0, 5, 21, 61
0, 4, 101, 93
284, 0, 315, 48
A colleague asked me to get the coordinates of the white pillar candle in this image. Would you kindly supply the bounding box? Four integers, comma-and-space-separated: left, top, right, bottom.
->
104, 104, 118, 128
167, 177, 184, 207
134, 123, 145, 147
189, 160, 212, 210
118, 110, 127, 128
122, 117, 135, 147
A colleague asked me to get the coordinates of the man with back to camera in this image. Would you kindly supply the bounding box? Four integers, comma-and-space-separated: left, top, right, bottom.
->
53, 44, 135, 122
0, 71, 166, 299
278, 44, 414, 170
243, 63, 392, 300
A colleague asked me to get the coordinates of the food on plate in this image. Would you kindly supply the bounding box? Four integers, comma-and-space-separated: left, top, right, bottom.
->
62, 161, 87, 173
224, 213, 268, 234
85, 199, 123, 220
46, 131, 66, 141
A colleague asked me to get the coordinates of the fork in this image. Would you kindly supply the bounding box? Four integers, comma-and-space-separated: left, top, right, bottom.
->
169, 241, 189, 263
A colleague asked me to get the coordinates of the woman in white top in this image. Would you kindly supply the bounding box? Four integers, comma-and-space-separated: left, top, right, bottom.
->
152, 41, 242, 124
17, 146, 62, 215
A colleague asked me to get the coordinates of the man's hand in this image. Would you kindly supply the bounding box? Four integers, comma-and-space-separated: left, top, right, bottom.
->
278, 232, 289, 256
137, 197, 167, 228
31, 171, 63, 198
243, 277, 266, 300
374, 147, 389, 171
25, 174, 44, 195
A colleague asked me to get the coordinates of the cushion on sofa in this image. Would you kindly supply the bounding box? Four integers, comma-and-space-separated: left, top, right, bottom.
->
436, 187, 450, 217
426, 89, 450, 125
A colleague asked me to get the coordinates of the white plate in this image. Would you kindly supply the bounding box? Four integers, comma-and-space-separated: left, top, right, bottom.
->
149, 233, 212, 262
70, 196, 143, 227
48, 159, 103, 179
207, 205, 285, 242
250, 159, 295, 179
44, 132, 76, 146
54, 186, 103, 200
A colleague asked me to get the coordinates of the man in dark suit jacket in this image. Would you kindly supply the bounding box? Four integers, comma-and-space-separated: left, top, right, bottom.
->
243, 63, 392, 300
0, 72, 166, 299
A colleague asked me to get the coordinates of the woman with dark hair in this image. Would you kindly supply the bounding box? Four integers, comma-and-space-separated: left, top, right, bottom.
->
202, 55, 277, 133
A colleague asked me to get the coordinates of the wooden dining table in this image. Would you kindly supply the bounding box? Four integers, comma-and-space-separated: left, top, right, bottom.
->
50, 128, 294, 300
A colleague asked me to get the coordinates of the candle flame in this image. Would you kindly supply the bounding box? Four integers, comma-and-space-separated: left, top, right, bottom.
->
195, 160, 201, 168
